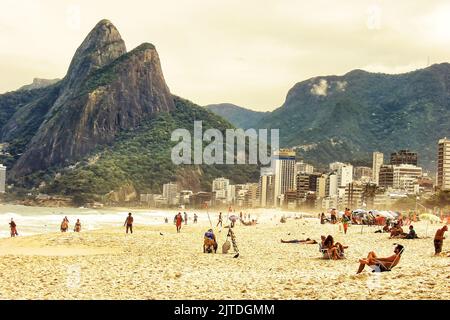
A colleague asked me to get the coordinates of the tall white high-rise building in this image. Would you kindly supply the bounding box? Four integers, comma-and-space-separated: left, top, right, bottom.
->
392, 164, 422, 194
163, 182, 179, 205
212, 177, 234, 204
437, 138, 450, 190
272, 149, 296, 207
0, 164, 5, 193
372, 152, 384, 185
330, 162, 353, 187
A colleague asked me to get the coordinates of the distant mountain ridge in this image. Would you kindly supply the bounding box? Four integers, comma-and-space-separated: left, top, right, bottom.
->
207, 64, 450, 171
205, 103, 268, 129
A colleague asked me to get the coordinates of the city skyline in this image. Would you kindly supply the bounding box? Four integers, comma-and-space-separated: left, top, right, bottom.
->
2, 0, 450, 111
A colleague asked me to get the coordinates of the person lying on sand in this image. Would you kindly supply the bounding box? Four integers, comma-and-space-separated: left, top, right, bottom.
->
240, 219, 257, 226
281, 238, 317, 244
356, 244, 404, 273
321, 235, 348, 260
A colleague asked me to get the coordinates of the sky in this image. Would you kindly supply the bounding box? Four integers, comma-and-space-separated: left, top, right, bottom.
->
1, 0, 450, 111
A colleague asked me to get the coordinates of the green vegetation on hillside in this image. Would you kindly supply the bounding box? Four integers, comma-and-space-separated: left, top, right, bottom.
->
41, 96, 259, 201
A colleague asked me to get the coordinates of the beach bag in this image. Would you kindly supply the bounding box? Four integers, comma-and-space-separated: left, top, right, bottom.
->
222, 240, 231, 254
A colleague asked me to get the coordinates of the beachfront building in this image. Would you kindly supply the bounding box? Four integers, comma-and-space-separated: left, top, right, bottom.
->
296, 161, 314, 174
390, 149, 418, 166
0, 164, 5, 193
330, 162, 353, 187
163, 182, 179, 206
344, 182, 364, 208
437, 138, 450, 191
212, 177, 235, 205
296, 172, 310, 205
259, 168, 275, 207
354, 166, 372, 183
392, 164, 422, 194
372, 152, 384, 185
378, 165, 394, 189
272, 149, 296, 207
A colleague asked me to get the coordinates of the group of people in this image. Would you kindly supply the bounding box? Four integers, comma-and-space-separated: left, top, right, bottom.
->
60, 216, 82, 233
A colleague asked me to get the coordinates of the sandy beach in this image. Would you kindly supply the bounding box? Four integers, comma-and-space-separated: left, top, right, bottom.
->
0, 215, 449, 300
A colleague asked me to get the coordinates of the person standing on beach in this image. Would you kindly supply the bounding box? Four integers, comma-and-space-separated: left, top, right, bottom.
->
193, 213, 198, 224
9, 218, 18, 237
175, 212, 183, 233
60, 217, 69, 232
217, 212, 223, 227
184, 212, 188, 225
434, 225, 448, 255
74, 219, 81, 232
124, 212, 134, 234
330, 209, 337, 224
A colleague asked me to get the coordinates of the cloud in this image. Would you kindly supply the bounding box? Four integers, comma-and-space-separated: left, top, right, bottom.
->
310, 79, 328, 96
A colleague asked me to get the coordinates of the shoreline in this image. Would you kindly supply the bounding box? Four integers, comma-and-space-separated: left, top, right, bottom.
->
0, 218, 448, 299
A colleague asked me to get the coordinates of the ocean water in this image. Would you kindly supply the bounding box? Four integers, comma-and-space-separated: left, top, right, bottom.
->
0, 204, 197, 238
0, 204, 315, 238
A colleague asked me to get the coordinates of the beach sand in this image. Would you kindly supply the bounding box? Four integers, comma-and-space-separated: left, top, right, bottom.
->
0, 216, 449, 300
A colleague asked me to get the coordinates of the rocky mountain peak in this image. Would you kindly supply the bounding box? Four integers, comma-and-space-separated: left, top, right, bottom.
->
64, 19, 126, 90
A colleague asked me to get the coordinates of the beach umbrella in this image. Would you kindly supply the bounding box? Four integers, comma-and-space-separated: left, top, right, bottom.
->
419, 214, 441, 223
229, 215, 238, 222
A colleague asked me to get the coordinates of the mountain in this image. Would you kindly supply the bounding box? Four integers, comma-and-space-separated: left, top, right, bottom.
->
205, 103, 268, 129
208, 64, 450, 170
18, 78, 60, 91
0, 20, 258, 202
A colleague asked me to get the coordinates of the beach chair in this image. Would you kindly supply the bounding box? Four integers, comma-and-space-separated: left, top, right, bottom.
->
369, 247, 405, 273
319, 243, 345, 259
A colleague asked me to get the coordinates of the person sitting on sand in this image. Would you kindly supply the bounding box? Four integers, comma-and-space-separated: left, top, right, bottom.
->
74, 219, 81, 232
9, 218, 18, 237
203, 229, 218, 253
389, 224, 404, 238
403, 225, 418, 239
281, 238, 317, 244
124, 212, 134, 234
357, 244, 404, 273
434, 225, 448, 255
322, 235, 347, 260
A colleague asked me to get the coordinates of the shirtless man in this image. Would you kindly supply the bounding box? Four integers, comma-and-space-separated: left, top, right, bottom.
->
124, 212, 134, 234
434, 225, 448, 255
357, 244, 404, 273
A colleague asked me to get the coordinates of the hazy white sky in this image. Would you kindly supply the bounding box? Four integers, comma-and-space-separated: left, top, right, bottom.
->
1, 0, 450, 111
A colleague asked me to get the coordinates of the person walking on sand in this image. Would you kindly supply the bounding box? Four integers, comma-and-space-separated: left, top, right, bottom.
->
124, 212, 134, 234
9, 218, 18, 237
175, 212, 183, 233
184, 212, 188, 225
342, 208, 351, 234
74, 219, 81, 232
193, 213, 198, 224
434, 225, 448, 255
217, 212, 223, 227
60, 217, 69, 232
